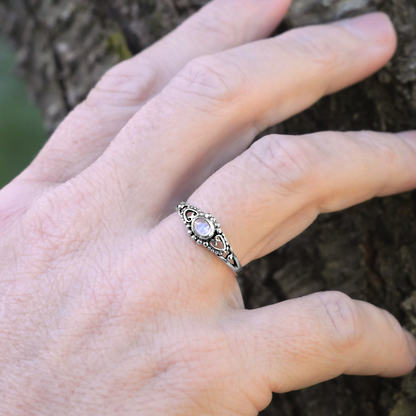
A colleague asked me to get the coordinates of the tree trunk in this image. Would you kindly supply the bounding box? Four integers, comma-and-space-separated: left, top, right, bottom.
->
1, 0, 416, 414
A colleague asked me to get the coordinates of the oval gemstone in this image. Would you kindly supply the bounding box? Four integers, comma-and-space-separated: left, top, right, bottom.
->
194, 218, 211, 237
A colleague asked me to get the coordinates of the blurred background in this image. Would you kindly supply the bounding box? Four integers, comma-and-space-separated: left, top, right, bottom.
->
0, 37, 46, 189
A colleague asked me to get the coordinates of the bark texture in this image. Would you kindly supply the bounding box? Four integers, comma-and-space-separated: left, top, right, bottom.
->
1, 0, 416, 414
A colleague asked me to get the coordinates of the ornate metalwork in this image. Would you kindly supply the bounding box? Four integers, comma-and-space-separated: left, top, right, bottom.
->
176, 202, 243, 276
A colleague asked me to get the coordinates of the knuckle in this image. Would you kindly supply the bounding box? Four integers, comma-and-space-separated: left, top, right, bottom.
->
154, 327, 235, 386
86, 58, 162, 107
314, 291, 363, 351
26, 191, 74, 242
167, 55, 247, 109
189, 5, 240, 47
355, 131, 399, 168
282, 26, 341, 67
0, 182, 33, 230
244, 135, 318, 196
23, 182, 96, 255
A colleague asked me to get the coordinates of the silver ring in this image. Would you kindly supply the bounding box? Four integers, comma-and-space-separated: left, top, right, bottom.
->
176, 202, 243, 276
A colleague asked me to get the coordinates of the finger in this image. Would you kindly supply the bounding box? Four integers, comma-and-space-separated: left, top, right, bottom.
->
23, 0, 289, 185
149, 129, 416, 306
229, 291, 416, 395
168, 130, 416, 278
87, 13, 397, 222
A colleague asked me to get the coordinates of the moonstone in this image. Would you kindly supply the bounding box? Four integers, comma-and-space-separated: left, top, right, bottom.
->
194, 218, 211, 237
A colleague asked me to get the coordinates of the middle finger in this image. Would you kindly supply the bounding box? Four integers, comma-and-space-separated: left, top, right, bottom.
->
80, 13, 396, 224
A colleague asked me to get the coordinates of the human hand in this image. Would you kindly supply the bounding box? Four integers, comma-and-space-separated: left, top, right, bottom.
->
1, 0, 416, 414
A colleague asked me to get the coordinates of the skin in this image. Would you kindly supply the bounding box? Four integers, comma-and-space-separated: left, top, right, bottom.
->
1, 0, 416, 414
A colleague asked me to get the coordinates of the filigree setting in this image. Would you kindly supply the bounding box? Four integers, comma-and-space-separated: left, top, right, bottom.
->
176, 202, 243, 275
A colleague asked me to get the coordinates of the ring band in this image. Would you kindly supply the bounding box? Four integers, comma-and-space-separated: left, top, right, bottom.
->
176, 202, 243, 276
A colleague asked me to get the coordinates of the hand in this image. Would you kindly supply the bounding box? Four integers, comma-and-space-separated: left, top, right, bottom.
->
1, 1, 415, 414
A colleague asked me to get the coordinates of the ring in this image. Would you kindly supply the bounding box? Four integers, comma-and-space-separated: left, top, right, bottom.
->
176, 202, 243, 276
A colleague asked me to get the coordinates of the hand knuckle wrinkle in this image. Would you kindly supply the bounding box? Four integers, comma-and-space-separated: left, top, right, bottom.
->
169, 56, 246, 108
282, 26, 340, 67
189, 6, 240, 46
315, 291, 362, 351
247, 135, 315, 195
87, 60, 162, 106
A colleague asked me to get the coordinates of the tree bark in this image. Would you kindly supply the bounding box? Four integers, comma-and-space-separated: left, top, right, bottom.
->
1, 0, 416, 414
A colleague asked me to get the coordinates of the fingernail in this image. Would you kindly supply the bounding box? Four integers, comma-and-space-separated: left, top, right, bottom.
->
340, 12, 396, 43
404, 330, 416, 357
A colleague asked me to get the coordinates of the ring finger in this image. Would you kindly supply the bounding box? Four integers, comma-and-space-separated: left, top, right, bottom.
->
148, 129, 416, 310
